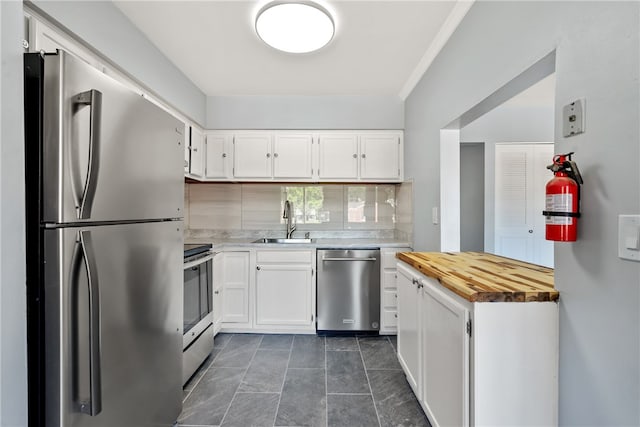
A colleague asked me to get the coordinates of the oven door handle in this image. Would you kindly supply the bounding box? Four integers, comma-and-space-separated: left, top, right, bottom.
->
183, 253, 216, 270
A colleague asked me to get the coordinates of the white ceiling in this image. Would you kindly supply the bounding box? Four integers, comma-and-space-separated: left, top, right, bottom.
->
114, 1, 467, 97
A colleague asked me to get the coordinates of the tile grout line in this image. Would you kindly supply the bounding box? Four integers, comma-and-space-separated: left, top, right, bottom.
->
272, 336, 294, 427
357, 337, 382, 427
182, 334, 231, 403
218, 335, 264, 426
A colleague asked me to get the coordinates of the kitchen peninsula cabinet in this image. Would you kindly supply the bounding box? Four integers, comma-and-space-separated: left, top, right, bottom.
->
396, 252, 558, 427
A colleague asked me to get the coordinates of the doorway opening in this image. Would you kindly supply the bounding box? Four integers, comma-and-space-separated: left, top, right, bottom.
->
440, 51, 556, 267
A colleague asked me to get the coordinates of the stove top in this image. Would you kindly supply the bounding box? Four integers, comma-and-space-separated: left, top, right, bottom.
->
184, 243, 212, 259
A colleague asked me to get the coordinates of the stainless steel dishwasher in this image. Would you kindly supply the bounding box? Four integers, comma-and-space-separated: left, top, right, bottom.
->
317, 249, 380, 333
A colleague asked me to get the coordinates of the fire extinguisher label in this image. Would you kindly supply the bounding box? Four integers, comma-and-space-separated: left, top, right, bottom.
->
545, 194, 574, 225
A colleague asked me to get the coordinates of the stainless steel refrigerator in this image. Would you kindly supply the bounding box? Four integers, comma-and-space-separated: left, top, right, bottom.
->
25, 50, 184, 427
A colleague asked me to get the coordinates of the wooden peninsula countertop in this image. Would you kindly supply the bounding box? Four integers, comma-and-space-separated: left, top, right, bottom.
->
396, 251, 557, 303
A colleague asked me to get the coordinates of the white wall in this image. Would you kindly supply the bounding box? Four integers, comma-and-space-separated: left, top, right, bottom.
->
405, 2, 639, 424
29, 0, 207, 126
0, 1, 27, 425
207, 95, 404, 129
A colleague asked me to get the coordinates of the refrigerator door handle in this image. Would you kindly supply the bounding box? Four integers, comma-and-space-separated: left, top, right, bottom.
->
71, 230, 102, 416
72, 90, 102, 220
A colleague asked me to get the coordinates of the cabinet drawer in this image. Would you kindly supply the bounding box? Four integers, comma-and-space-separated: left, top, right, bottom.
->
383, 290, 397, 308
383, 309, 398, 327
381, 250, 399, 269
257, 250, 313, 264
382, 270, 397, 288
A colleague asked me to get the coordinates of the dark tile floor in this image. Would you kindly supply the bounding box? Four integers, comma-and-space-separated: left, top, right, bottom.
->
179, 333, 430, 427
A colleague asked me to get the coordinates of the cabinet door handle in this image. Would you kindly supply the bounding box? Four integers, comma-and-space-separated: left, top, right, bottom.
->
256, 266, 261, 270
361, 154, 366, 159
274, 153, 279, 158
192, 147, 198, 152
214, 290, 219, 295
394, 313, 398, 318
266, 153, 271, 158
222, 153, 227, 158
352, 154, 358, 158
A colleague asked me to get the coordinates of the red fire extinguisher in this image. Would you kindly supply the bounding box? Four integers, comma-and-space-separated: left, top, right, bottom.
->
542, 152, 583, 242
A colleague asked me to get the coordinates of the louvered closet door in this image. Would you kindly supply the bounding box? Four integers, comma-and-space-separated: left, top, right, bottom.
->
494, 144, 554, 267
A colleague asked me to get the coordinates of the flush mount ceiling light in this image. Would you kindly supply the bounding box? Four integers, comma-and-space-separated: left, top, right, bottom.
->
255, 1, 335, 54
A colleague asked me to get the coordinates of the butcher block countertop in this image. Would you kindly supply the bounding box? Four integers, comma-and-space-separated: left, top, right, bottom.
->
396, 251, 557, 303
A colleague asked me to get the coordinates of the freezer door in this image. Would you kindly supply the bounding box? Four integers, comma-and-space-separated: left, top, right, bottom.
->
41, 51, 183, 224
43, 221, 183, 427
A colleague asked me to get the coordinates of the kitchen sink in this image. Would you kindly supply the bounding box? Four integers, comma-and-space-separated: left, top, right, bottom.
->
252, 238, 314, 244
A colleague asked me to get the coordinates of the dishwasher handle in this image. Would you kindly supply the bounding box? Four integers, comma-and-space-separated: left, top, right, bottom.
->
322, 257, 377, 262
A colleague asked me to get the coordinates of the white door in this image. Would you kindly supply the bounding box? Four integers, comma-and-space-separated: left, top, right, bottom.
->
233, 134, 273, 178
205, 134, 229, 179
318, 134, 359, 179
421, 278, 470, 427
222, 251, 249, 323
396, 263, 421, 397
255, 264, 312, 325
532, 146, 555, 267
189, 127, 205, 178
494, 143, 554, 267
360, 134, 400, 180
273, 134, 313, 179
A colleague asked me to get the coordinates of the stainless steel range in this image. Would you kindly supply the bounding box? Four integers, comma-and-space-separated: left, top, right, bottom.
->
183, 244, 215, 384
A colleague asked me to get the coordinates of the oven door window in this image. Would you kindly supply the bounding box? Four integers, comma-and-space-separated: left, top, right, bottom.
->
184, 264, 201, 334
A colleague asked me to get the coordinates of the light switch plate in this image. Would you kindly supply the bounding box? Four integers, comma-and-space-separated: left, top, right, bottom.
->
618, 215, 640, 261
432, 207, 439, 225
563, 98, 586, 137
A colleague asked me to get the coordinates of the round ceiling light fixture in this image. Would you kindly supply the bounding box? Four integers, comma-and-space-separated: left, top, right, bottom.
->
255, 1, 335, 54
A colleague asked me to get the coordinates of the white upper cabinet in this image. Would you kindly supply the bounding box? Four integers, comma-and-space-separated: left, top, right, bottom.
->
233, 133, 273, 178
318, 134, 360, 180
360, 133, 402, 180
273, 134, 313, 179
188, 127, 205, 178
189, 130, 403, 183
204, 133, 231, 179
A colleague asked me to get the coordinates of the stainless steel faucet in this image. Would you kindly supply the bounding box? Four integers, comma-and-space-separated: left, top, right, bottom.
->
283, 200, 296, 239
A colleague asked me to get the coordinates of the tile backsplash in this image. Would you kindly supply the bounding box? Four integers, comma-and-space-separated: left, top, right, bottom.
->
184, 182, 413, 242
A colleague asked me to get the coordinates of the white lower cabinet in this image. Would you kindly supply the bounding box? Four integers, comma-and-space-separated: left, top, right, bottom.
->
254, 250, 315, 332
221, 251, 250, 325
212, 252, 224, 334
380, 247, 411, 334
397, 261, 558, 427
396, 263, 422, 395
